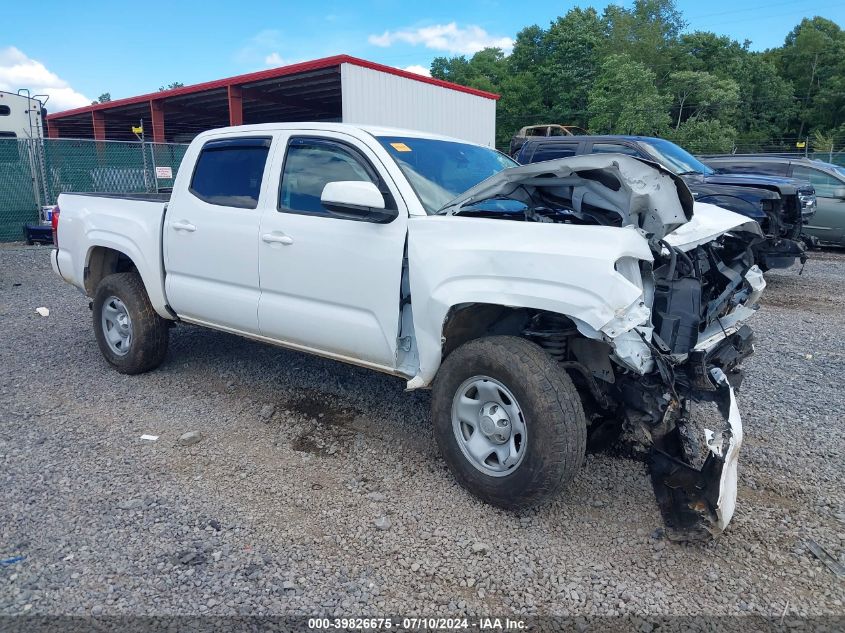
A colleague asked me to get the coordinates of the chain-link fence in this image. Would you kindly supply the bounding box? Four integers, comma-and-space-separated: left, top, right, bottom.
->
0, 138, 188, 242
0, 140, 39, 241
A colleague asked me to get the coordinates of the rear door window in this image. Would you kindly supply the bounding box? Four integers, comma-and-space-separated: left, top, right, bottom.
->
590, 142, 641, 157
189, 137, 271, 209
530, 143, 579, 163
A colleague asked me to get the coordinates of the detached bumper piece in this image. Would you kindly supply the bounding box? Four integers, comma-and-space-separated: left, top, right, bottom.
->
753, 236, 806, 270
649, 368, 742, 541
24, 223, 53, 245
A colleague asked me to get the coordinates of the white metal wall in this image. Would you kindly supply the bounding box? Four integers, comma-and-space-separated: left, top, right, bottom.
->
340, 64, 496, 147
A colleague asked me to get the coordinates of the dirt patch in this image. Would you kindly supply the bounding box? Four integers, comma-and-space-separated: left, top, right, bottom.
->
282, 390, 362, 427
284, 390, 364, 456
760, 292, 843, 313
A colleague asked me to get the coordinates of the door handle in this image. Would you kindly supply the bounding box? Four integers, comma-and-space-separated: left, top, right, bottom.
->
262, 232, 293, 245
172, 220, 196, 232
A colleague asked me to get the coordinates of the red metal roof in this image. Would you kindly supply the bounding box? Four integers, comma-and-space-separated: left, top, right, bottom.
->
48, 54, 499, 120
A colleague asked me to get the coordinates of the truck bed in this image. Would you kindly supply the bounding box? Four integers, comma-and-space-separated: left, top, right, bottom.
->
54, 191, 171, 318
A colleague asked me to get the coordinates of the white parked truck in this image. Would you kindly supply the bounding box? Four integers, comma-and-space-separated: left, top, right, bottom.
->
52, 123, 766, 540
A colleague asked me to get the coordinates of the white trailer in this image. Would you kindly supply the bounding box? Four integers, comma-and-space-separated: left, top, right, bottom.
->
0, 90, 47, 139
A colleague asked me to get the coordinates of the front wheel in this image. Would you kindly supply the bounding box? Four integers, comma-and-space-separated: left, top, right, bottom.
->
432, 336, 587, 510
93, 272, 169, 375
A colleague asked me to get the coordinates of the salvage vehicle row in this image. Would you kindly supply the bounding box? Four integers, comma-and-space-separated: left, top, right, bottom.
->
514, 134, 817, 270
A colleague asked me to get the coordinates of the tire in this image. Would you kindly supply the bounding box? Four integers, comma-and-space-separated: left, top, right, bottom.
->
432, 336, 587, 510
92, 272, 169, 375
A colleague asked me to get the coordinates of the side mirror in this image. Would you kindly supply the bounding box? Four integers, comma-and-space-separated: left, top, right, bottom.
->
320, 181, 397, 223
833, 186, 845, 200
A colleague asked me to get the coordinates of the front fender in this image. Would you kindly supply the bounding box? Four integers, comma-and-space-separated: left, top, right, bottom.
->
408, 216, 653, 384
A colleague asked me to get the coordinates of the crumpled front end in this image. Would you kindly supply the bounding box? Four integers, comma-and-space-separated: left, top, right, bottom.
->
649, 368, 743, 539
432, 154, 764, 539
603, 214, 764, 540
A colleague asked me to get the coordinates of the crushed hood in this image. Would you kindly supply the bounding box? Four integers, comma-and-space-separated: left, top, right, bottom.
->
439, 154, 694, 240
664, 202, 763, 252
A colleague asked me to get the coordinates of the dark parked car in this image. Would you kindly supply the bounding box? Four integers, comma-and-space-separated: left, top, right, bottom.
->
515, 135, 816, 270
703, 155, 845, 246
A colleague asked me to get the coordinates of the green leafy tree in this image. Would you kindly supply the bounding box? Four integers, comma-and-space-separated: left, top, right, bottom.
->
159, 82, 185, 92
665, 118, 737, 153
92, 92, 111, 104
666, 70, 739, 129
508, 24, 549, 75
431, 49, 507, 93
540, 8, 604, 126
732, 54, 796, 146
428, 3, 842, 151
672, 32, 748, 75
601, 0, 686, 77
774, 17, 845, 136
812, 129, 837, 163
496, 72, 546, 147
587, 54, 670, 135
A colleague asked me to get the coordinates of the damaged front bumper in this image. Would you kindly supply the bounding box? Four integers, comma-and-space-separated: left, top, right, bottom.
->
650, 368, 743, 540
610, 265, 763, 540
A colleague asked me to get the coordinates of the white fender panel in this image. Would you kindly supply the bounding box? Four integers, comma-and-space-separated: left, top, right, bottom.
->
408, 216, 654, 384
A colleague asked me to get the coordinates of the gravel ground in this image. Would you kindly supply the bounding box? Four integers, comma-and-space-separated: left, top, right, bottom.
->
1, 244, 844, 622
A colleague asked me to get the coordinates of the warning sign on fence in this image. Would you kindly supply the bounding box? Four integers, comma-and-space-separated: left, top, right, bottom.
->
155, 166, 173, 179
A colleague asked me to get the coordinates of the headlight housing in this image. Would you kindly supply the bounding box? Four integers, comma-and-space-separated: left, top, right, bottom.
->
798, 188, 816, 218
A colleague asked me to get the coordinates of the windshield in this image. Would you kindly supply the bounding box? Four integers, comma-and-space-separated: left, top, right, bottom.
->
378, 136, 517, 214
826, 164, 845, 179
641, 138, 714, 176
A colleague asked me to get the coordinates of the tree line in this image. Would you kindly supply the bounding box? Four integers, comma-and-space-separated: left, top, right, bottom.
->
429, 0, 845, 155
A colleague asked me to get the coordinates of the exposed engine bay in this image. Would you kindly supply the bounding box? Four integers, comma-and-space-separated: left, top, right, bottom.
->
439, 154, 765, 539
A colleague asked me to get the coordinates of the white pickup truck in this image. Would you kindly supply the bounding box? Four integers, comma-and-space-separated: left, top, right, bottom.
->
52, 123, 766, 540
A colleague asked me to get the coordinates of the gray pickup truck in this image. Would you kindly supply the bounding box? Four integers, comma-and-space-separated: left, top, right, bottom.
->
704, 155, 845, 246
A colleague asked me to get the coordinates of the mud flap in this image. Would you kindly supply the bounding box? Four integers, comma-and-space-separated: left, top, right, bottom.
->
649, 368, 743, 541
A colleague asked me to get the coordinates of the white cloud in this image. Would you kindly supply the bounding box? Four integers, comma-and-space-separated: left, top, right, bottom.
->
236, 29, 282, 66
0, 46, 90, 112
369, 23, 513, 55
403, 64, 431, 77
264, 52, 286, 67
237, 31, 302, 69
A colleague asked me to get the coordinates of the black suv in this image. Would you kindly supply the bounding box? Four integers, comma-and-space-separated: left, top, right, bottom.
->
515, 136, 816, 269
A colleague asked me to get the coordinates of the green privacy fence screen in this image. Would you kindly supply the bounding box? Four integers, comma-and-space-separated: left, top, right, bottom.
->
0, 138, 188, 242
0, 140, 38, 241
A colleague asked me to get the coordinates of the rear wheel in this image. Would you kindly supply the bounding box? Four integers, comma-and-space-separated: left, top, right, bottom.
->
93, 272, 169, 374
432, 336, 587, 510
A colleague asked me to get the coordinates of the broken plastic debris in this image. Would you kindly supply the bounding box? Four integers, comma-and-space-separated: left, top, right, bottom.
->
35, 307, 49, 317
806, 539, 845, 577
140, 434, 159, 441
0, 556, 25, 567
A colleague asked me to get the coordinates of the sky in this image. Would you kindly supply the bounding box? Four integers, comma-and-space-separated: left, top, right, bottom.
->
1, 0, 842, 113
